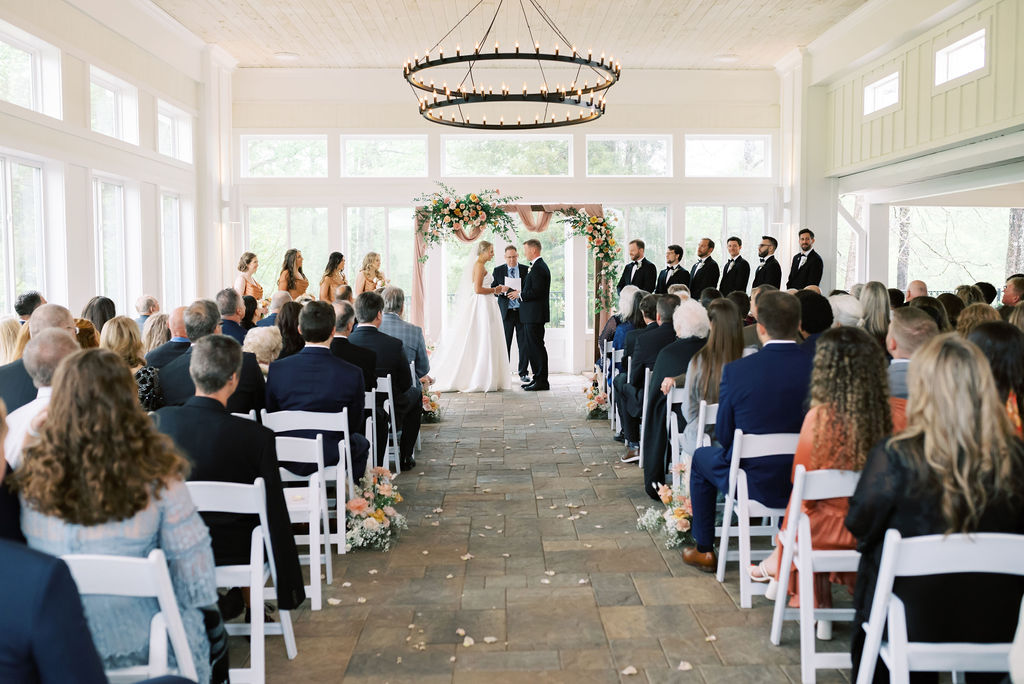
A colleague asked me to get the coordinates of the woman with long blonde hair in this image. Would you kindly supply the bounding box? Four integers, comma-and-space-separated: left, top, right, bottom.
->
0, 317, 21, 364
846, 333, 1024, 683
141, 312, 171, 353
353, 252, 387, 295
99, 316, 164, 411
858, 281, 890, 350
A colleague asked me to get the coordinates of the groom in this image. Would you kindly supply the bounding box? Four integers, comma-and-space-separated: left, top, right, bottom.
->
508, 238, 550, 391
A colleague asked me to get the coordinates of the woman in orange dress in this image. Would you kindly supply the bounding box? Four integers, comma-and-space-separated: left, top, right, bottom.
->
318, 251, 346, 302
234, 251, 264, 301
277, 248, 309, 300
353, 252, 387, 296
749, 326, 892, 612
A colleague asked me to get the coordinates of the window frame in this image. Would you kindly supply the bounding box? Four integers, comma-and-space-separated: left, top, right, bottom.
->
862, 70, 901, 118
89, 66, 138, 145
683, 202, 770, 255
683, 133, 773, 179
91, 175, 128, 310
585, 134, 673, 178
157, 100, 193, 164
239, 134, 329, 179
440, 132, 574, 178
0, 19, 61, 119
159, 191, 184, 308
933, 26, 989, 91
340, 135, 428, 178
0, 154, 47, 313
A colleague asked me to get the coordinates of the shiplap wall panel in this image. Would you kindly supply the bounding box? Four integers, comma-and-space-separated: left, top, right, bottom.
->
825, 0, 1024, 176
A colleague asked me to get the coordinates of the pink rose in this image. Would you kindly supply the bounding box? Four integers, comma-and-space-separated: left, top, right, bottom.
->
347, 498, 369, 515
384, 505, 397, 517
378, 482, 394, 497
675, 518, 691, 532
479, 212, 486, 222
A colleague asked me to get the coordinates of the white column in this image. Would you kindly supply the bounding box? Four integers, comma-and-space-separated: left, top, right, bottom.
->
865, 203, 890, 284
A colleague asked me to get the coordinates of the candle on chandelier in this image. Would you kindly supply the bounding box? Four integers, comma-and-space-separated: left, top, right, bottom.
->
517, 116, 522, 125
534, 114, 539, 124
425, 49, 430, 62
494, 41, 499, 53
571, 45, 577, 57
600, 52, 605, 65
515, 41, 520, 53
522, 82, 527, 95
588, 48, 593, 60
554, 44, 559, 56
439, 46, 444, 58
474, 42, 479, 54
456, 45, 461, 56
500, 116, 504, 126
534, 41, 540, 53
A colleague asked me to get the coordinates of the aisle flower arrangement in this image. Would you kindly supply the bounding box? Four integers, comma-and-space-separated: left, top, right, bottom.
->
636, 482, 695, 549
414, 183, 521, 258
558, 209, 622, 313
345, 468, 408, 551
582, 382, 608, 419
422, 385, 442, 423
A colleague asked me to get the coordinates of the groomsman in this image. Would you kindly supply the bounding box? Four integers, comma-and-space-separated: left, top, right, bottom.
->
491, 246, 530, 384
688, 238, 720, 297
718, 236, 751, 296
654, 245, 690, 294
786, 228, 824, 290
751, 236, 783, 289
617, 240, 657, 294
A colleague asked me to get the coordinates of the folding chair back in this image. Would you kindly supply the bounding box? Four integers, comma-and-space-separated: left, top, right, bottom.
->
610, 349, 624, 432
232, 410, 257, 421
666, 387, 687, 487
637, 368, 652, 468
375, 374, 401, 474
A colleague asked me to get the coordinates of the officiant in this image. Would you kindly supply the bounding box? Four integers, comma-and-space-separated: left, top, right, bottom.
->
492, 245, 530, 384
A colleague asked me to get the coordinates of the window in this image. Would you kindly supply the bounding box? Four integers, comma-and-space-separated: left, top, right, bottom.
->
684, 204, 767, 284
161, 194, 183, 308
684, 135, 770, 178
342, 136, 427, 177
241, 135, 328, 178
157, 100, 193, 163
0, 157, 45, 314
93, 178, 127, 311
246, 206, 328, 292
346, 207, 414, 302
0, 20, 61, 118
863, 72, 900, 116
836, 194, 863, 291
442, 134, 571, 176
90, 66, 138, 144
935, 28, 986, 86
586, 135, 672, 177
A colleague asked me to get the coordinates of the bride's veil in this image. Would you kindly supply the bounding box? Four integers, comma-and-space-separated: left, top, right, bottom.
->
439, 247, 482, 349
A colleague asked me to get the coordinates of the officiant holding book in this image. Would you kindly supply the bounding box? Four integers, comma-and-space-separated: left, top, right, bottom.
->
492, 244, 530, 384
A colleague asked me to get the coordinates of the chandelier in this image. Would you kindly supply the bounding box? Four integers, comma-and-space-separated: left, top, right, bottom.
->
403, 0, 621, 130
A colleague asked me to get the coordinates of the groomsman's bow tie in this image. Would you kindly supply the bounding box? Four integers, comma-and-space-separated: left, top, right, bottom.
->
760, 257, 766, 263
727, 259, 734, 264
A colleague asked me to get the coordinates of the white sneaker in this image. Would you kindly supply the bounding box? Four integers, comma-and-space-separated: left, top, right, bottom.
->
816, 620, 833, 641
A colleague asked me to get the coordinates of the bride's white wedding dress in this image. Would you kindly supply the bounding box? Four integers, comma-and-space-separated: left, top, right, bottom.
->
431, 255, 511, 393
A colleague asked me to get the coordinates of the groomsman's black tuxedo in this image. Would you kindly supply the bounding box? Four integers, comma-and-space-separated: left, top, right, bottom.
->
786, 249, 824, 290
689, 256, 720, 298
751, 254, 782, 289
519, 256, 551, 388
617, 258, 657, 294
491, 262, 529, 377
718, 255, 751, 296
654, 264, 690, 294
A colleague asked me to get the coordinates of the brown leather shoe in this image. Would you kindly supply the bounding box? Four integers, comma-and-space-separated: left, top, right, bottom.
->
682, 546, 717, 573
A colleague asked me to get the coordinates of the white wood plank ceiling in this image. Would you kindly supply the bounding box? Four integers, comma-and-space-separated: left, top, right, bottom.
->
150, 0, 868, 69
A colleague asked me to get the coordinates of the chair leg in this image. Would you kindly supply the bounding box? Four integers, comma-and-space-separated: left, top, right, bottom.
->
716, 495, 734, 583
278, 609, 297, 660
320, 487, 333, 585
798, 554, 816, 684
770, 540, 796, 645
308, 508, 322, 611
250, 575, 265, 684
738, 495, 753, 609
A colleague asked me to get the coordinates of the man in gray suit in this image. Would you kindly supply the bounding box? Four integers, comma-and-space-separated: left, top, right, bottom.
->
885, 307, 938, 399
379, 286, 432, 387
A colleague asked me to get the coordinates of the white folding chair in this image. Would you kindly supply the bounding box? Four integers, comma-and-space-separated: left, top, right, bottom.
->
603, 340, 615, 430
610, 349, 624, 433
375, 374, 401, 474
637, 367, 652, 468
768, 466, 862, 683
62, 549, 198, 682
187, 478, 298, 683
857, 530, 1024, 684
665, 387, 687, 488
410, 361, 422, 452
272, 435, 333, 609
232, 410, 257, 421
364, 391, 377, 464
715, 429, 799, 608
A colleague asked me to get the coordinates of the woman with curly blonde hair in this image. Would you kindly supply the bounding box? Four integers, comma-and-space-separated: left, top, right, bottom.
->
354, 251, 387, 295
956, 302, 1000, 337
15, 348, 219, 683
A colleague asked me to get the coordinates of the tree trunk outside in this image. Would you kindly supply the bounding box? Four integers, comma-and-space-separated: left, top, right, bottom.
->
895, 206, 911, 291
1006, 208, 1024, 277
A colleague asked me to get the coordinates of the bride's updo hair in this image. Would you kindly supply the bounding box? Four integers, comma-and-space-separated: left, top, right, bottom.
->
477, 240, 493, 257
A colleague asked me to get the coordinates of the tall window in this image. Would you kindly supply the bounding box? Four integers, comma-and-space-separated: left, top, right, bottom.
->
89, 66, 138, 144
684, 135, 771, 178
246, 206, 328, 293
346, 207, 414, 301
586, 135, 672, 177
0, 20, 61, 118
684, 205, 767, 279
0, 157, 45, 314
161, 194, 183, 308
241, 135, 328, 178
157, 100, 193, 163
599, 206, 668, 314
342, 136, 427, 177
935, 29, 986, 86
93, 178, 126, 311
863, 72, 900, 116
442, 134, 572, 176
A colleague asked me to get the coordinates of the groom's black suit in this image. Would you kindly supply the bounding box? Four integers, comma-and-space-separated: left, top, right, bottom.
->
491, 262, 529, 377
519, 256, 551, 388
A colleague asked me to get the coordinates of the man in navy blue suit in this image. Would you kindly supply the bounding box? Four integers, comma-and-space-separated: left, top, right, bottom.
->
682, 291, 813, 572
216, 288, 248, 344
256, 291, 291, 328
265, 301, 370, 480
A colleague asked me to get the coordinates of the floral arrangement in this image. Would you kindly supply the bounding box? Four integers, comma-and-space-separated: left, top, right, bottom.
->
421, 385, 442, 423
414, 183, 521, 260
582, 382, 608, 419
345, 467, 408, 552
636, 481, 695, 549
558, 209, 622, 314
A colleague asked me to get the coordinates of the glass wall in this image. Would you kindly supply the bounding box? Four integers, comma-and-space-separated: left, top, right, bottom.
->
246, 206, 329, 296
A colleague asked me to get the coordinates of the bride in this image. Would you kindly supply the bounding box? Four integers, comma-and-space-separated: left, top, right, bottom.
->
431, 240, 512, 392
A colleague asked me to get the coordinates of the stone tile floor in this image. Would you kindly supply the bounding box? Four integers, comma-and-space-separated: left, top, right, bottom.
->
245, 374, 854, 683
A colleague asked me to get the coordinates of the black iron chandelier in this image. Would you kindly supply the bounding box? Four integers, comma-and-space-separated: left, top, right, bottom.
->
403, 0, 621, 130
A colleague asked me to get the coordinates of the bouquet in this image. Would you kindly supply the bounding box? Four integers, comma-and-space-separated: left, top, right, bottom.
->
558, 209, 622, 314
345, 467, 408, 551
421, 385, 442, 423
414, 183, 521, 259
582, 382, 608, 419
636, 481, 695, 549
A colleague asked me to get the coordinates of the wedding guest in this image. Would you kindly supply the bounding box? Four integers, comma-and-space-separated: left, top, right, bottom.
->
0, 316, 20, 363
234, 251, 263, 301
257, 290, 291, 328
968, 321, 1024, 437
905, 279, 928, 301
14, 291, 45, 322
887, 288, 905, 310
0, 304, 76, 413
956, 302, 1000, 337
81, 296, 116, 334
277, 248, 309, 300
242, 325, 282, 375
380, 286, 431, 387
828, 293, 864, 328
858, 281, 890, 350
749, 327, 890, 621
795, 290, 833, 360
295, 294, 315, 306
334, 284, 354, 303
955, 284, 986, 305
846, 333, 1024, 683
216, 288, 247, 344
1001, 276, 1024, 307
100, 316, 164, 412
937, 292, 965, 328
319, 251, 346, 303
145, 306, 190, 369
354, 252, 387, 296
617, 239, 657, 294
743, 285, 778, 350
276, 301, 305, 359
699, 287, 722, 309
727, 291, 750, 321
16, 349, 222, 684
74, 318, 98, 349
241, 295, 261, 330
612, 287, 645, 352
909, 295, 952, 332
885, 307, 939, 402
1010, 304, 1024, 333
623, 293, 658, 361
142, 312, 171, 353
134, 295, 159, 333
668, 284, 691, 298
331, 301, 376, 392
975, 281, 998, 305
599, 284, 639, 347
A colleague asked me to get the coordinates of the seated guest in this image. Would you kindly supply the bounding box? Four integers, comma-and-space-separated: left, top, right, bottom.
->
667, 283, 690, 298
743, 285, 778, 350
348, 291, 420, 471
975, 281, 998, 305
276, 301, 305, 359
612, 286, 645, 353
904, 279, 928, 301
74, 318, 99, 349
242, 326, 282, 375
81, 296, 116, 334
937, 292, 965, 329
16, 349, 222, 684
955, 284, 986, 306
1001, 275, 1024, 307
623, 293, 658, 361
887, 288, 905, 310
846, 334, 1024, 683
266, 302, 370, 479
749, 327, 891, 623
0, 304, 76, 412
858, 282, 890, 350
726, 291, 749, 320
145, 306, 190, 369
794, 290, 834, 359
154, 335, 305, 611
14, 290, 45, 323
334, 284, 354, 303
142, 312, 171, 354
642, 297, 711, 496
216, 288, 247, 344
699, 287, 722, 309
956, 302, 1000, 337
1010, 304, 1024, 334
331, 300, 377, 392
4, 329, 79, 468
161, 300, 266, 415
598, 284, 638, 348
100, 316, 164, 411
968, 321, 1024, 438
257, 290, 291, 328
828, 293, 864, 327
885, 307, 939, 400
134, 294, 159, 333
379, 286, 432, 387
684, 291, 813, 572
908, 295, 952, 332
241, 295, 260, 330
0, 317, 19, 364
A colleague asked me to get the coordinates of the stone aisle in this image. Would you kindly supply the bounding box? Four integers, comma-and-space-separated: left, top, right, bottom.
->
257, 374, 853, 683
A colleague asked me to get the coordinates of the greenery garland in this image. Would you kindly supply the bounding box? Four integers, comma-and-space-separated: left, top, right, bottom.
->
557, 208, 622, 314
414, 183, 521, 260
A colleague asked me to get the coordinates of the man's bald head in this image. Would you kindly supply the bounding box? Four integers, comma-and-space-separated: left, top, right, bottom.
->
168, 306, 187, 338
23, 328, 79, 388
27, 303, 75, 337
906, 280, 928, 301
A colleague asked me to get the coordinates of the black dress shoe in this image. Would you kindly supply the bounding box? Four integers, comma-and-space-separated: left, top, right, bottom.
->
521, 381, 535, 389
613, 432, 626, 443
524, 383, 549, 391
401, 458, 416, 471
519, 375, 531, 384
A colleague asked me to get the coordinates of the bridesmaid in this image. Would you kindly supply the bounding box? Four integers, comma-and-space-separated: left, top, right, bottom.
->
354, 252, 387, 295
234, 251, 264, 301
277, 248, 309, 300
319, 251, 346, 302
